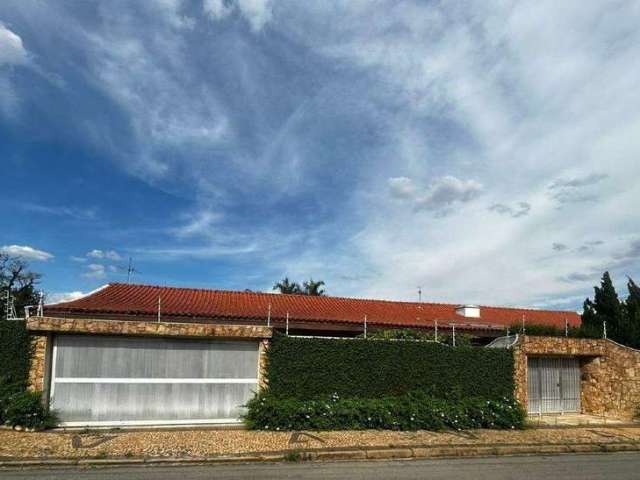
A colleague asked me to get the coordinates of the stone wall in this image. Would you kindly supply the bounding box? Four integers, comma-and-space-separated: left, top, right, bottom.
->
27, 335, 48, 392
513, 335, 640, 419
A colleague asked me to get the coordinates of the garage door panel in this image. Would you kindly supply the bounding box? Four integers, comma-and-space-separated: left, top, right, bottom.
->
51, 335, 259, 425
51, 383, 256, 423
54, 335, 258, 379
527, 356, 580, 414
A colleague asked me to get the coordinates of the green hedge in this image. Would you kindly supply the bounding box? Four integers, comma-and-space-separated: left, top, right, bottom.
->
0, 320, 33, 387
265, 334, 515, 401
244, 392, 525, 431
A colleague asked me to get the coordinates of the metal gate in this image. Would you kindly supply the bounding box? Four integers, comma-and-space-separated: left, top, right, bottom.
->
527, 357, 581, 414
50, 335, 259, 426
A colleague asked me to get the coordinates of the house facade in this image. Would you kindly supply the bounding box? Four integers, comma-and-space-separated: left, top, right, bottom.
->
27, 283, 581, 427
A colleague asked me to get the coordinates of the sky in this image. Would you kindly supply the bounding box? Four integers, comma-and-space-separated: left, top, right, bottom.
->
0, 0, 639, 310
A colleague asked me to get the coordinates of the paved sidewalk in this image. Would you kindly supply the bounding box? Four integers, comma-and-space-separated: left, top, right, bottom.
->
2, 425, 640, 466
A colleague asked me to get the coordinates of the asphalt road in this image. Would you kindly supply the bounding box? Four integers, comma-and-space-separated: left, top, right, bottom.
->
2, 453, 639, 480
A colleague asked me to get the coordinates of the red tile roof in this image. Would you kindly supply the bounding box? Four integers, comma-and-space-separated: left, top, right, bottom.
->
44, 283, 581, 332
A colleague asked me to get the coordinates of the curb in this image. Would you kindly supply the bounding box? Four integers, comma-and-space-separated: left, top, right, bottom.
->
2, 442, 640, 468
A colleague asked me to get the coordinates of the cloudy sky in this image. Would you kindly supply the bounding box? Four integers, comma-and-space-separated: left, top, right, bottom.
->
1, 0, 639, 309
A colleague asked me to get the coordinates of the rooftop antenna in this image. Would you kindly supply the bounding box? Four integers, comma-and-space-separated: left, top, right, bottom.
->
417, 286, 422, 302
126, 257, 140, 283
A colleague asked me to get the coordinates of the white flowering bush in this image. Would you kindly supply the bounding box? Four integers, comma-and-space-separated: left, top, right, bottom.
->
244, 391, 525, 431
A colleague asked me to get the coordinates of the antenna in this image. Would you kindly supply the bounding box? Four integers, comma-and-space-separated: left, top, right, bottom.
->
127, 257, 140, 283
417, 286, 422, 302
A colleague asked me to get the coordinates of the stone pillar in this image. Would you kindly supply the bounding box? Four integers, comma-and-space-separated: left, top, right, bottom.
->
512, 342, 528, 410
27, 334, 49, 392
257, 338, 270, 392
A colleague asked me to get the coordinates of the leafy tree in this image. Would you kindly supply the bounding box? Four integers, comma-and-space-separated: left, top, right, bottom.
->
0, 254, 40, 319
0, 254, 41, 389
273, 277, 302, 295
273, 277, 327, 296
302, 278, 325, 296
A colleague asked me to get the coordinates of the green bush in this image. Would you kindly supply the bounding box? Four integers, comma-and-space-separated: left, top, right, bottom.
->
244, 391, 525, 431
2, 390, 57, 430
0, 320, 33, 385
508, 323, 600, 339
265, 334, 514, 400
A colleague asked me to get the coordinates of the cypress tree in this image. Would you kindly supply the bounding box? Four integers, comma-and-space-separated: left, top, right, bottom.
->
581, 272, 623, 340
625, 278, 640, 348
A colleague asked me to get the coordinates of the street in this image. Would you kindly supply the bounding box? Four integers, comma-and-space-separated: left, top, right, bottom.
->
2, 453, 639, 480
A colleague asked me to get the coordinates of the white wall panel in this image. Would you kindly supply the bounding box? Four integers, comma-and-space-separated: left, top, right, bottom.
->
50, 335, 259, 425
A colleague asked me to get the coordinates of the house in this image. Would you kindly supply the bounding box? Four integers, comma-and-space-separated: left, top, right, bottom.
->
26, 283, 580, 427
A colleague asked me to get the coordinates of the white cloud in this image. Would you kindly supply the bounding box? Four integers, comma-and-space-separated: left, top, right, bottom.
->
172, 210, 222, 239
203, 0, 232, 20
204, 0, 272, 32
388, 177, 416, 200
86, 249, 122, 261
389, 176, 483, 213
47, 291, 86, 304
0, 24, 28, 66
489, 202, 531, 218
82, 263, 107, 279
0, 245, 53, 261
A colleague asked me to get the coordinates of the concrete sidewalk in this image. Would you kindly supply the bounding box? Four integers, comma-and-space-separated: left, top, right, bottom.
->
2, 426, 640, 468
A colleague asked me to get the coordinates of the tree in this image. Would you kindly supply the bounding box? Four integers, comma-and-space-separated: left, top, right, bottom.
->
624, 277, 640, 348
0, 254, 41, 387
273, 277, 302, 295
302, 278, 325, 296
0, 254, 40, 319
581, 271, 623, 340
273, 277, 327, 296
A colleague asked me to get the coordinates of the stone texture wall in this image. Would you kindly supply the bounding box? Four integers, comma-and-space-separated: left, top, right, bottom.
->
513, 335, 640, 418
26, 316, 273, 396
27, 316, 272, 340
27, 335, 48, 392
258, 338, 269, 391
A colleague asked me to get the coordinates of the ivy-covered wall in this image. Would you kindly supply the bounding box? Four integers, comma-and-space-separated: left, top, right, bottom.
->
265, 334, 515, 400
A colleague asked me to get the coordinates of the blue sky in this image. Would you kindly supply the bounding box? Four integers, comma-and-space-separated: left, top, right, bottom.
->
1, 0, 639, 310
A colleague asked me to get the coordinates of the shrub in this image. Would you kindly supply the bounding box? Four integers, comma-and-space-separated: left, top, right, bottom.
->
2, 391, 57, 430
244, 391, 525, 431
265, 334, 514, 401
0, 320, 33, 385
508, 323, 601, 339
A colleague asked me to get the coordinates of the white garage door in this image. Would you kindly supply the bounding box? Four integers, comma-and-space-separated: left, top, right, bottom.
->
50, 335, 259, 426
